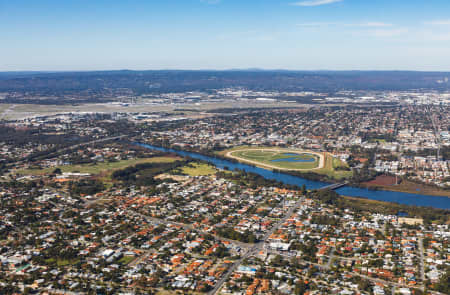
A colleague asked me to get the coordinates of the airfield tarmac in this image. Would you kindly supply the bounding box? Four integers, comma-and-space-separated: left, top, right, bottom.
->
0, 100, 310, 120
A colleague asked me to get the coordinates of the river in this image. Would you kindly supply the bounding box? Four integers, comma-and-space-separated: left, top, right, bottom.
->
137, 143, 450, 210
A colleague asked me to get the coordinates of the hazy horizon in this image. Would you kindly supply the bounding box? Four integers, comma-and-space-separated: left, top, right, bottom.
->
1, 0, 450, 71
1, 68, 450, 74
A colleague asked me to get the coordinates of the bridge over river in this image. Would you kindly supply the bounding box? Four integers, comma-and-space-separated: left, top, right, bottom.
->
136, 143, 450, 210
318, 182, 348, 191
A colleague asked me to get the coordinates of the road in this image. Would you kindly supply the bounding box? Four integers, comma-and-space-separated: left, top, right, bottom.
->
418, 237, 425, 288
267, 249, 432, 293
427, 106, 442, 159
48, 135, 128, 156
266, 249, 325, 269
326, 246, 336, 269
129, 250, 153, 267
319, 182, 347, 191
46, 289, 84, 295
208, 197, 305, 295
127, 210, 252, 249
354, 272, 420, 290
9, 135, 128, 169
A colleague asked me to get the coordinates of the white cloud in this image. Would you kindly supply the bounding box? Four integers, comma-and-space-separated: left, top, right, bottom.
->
431, 33, 450, 41
357, 22, 392, 28
291, 0, 343, 7
417, 30, 450, 41
297, 22, 392, 28
369, 28, 408, 37
423, 20, 450, 25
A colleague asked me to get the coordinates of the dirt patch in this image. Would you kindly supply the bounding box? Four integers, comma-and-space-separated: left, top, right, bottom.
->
366, 175, 397, 186
155, 173, 189, 182
363, 178, 450, 197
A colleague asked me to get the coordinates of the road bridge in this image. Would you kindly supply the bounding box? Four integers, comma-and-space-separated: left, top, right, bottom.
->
319, 182, 347, 191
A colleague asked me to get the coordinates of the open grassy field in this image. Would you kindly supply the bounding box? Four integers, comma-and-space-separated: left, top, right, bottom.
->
118, 256, 136, 265
179, 162, 217, 176
221, 146, 352, 180
313, 155, 353, 180
296, 152, 353, 180
44, 258, 80, 267
15, 157, 180, 178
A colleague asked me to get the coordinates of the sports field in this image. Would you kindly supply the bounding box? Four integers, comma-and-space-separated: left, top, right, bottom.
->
227, 148, 323, 171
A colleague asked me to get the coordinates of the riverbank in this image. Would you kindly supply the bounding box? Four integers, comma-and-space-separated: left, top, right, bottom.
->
361, 177, 450, 198
337, 195, 449, 224
220, 147, 450, 198
136, 142, 450, 209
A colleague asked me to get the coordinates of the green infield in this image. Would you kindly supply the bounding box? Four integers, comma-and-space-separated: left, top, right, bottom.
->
227, 148, 323, 170
222, 147, 352, 179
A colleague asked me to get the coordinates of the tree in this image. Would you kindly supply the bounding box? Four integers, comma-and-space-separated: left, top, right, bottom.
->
295, 280, 308, 295
301, 184, 307, 194
433, 267, 449, 293
53, 167, 62, 174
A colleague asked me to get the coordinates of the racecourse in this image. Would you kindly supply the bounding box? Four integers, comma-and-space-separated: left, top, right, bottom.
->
226, 148, 325, 171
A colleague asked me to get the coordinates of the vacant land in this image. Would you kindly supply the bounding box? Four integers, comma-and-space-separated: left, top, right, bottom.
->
15, 157, 180, 178
118, 256, 136, 265
363, 177, 450, 197
179, 162, 217, 176
314, 154, 353, 180
0, 104, 15, 119
366, 175, 398, 186
44, 258, 80, 267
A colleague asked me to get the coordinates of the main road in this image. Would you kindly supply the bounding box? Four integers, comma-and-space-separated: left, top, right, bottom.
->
9, 135, 128, 169
127, 210, 252, 249
271, 250, 445, 295
208, 197, 305, 295
418, 237, 425, 289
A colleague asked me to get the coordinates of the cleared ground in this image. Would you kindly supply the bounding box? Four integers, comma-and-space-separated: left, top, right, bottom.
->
364, 177, 450, 197
226, 148, 323, 171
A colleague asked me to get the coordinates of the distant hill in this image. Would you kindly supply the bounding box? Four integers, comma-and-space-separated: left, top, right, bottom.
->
0, 70, 449, 104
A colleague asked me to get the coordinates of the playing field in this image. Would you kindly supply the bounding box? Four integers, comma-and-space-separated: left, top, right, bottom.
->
227, 148, 323, 170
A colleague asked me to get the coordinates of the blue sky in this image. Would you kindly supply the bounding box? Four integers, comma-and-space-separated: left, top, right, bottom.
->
1, 0, 450, 71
